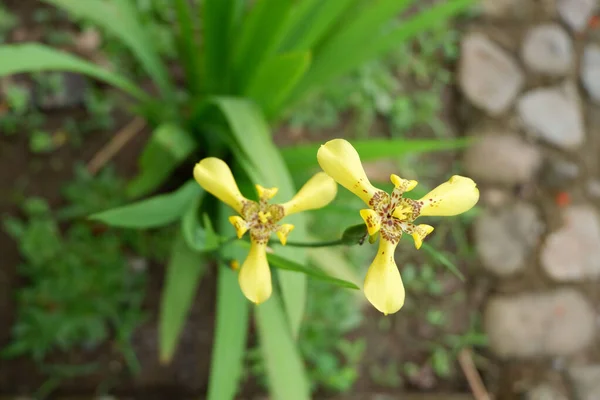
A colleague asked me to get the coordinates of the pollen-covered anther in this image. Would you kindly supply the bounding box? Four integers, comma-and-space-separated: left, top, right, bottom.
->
256, 184, 278, 201
359, 209, 381, 236
258, 211, 272, 224
276, 224, 295, 246
229, 215, 249, 238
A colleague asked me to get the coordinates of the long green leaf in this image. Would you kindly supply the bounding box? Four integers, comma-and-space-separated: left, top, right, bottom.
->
202, 0, 243, 93
90, 181, 200, 228
231, 0, 294, 92
159, 234, 205, 363
282, 137, 472, 173
174, 0, 202, 95
127, 124, 197, 198
244, 52, 311, 118
255, 294, 310, 400
42, 0, 173, 100
280, 0, 357, 52
207, 97, 307, 337
207, 206, 250, 400
421, 242, 465, 281
0, 44, 147, 101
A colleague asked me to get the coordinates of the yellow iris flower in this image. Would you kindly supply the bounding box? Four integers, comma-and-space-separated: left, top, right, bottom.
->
193, 158, 337, 304
317, 139, 479, 315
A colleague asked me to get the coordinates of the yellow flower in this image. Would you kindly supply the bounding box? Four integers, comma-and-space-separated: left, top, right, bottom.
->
193, 158, 337, 304
317, 139, 479, 315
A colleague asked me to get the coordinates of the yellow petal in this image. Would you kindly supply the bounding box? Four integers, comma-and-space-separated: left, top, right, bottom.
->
411, 224, 434, 249
390, 174, 418, 192
256, 185, 278, 201
317, 139, 379, 204
194, 158, 247, 214
276, 224, 295, 245
359, 208, 381, 236
229, 216, 249, 238
238, 239, 272, 304
280, 172, 337, 216
363, 238, 405, 315
418, 175, 479, 217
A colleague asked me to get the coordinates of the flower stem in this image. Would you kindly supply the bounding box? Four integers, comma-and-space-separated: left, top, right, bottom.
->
282, 239, 345, 248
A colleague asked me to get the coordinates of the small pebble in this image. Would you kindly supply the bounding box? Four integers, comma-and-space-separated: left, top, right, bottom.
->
521, 24, 573, 76
459, 33, 524, 116
485, 289, 596, 358
581, 44, 600, 104
557, 0, 596, 32
569, 365, 600, 400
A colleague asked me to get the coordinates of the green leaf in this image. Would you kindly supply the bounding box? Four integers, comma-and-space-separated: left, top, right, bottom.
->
421, 242, 465, 282
0, 44, 147, 101
202, 0, 244, 93
159, 234, 205, 363
174, 0, 202, 95
268, 252, 359, 290
182, 193, 207, 251
207, 206, 249, 400
127, 124, 197, 198
42, 0, 173, 100
206, 97, 307, 337
245, 52, 311, 118
280, 0, 356, 52
231, 0, 294, 92
90, 181, 200, 228
255, 294, 310, 400
281, 137, 472, 173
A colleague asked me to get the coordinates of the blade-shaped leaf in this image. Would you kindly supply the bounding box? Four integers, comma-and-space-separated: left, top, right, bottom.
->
231, 0, 294, 92
255, 294, 310, 400
0, 44, 147, 101
244, 52, 311, 118
279, 0, 356, 52
282, 137, 472, 173
206, 97, 307, 337
90, 181, 200, 228
174, 0, 202, 95
202, 0, 244, 93
421, 242, 465, 281
42, 0, 173, 100
127, 124, 197, 198
159, 234, 205, 363
207, 206, 250, 400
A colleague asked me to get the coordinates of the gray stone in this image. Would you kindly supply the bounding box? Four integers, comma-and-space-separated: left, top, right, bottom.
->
475, 203, 543, 276
517, 83, 585, 150
541, 205, 600, 281
464, 134, 542, 185
557, 0, 596, 32
485, 289, 596, 358
569, 365, 600, 400
521, 24, 573, 76
527, 384, 568, 400
459, 33, 524, 116
582, 44, 600, 104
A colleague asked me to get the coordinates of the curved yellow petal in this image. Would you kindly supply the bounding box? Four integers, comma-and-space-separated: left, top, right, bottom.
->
411, 224, 434, 249
363, 238, 405, 315
359, 209, 381, 236
276, 224, 295, 245
194, 158, 248, 213
229, 216, 249, 238
281, 172, 338, 216
238, 239, 272, 304
256, 185, 278, 201
418, 175, 479, 217
317, 139, 379, 204
390, 174, 417, 193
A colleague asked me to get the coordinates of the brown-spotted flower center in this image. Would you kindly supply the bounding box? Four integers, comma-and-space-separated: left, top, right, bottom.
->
193, 158, 337, 304
317, 139, 479, 315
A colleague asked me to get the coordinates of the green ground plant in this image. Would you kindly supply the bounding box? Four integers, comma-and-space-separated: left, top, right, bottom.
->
0, 1, 475, 399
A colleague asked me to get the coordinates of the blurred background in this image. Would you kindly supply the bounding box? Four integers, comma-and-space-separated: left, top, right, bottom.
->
1, 0, 599, 399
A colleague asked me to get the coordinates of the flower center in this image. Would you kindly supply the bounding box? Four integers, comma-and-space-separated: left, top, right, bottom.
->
368, 188, 422, 244
241, 200, 284, 244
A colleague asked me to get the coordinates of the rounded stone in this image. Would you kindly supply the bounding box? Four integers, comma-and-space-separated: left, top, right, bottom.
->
521, 24, 573, 76
569, 365, 600, 400
517, 83, 585, 150
581, 44, 600, 104
541, 205, 600, 281
484, 289, 596, 358
557, 0, 596, 32
459, 33, 524, 116
475, 202, 543, 276
463, 134, 542, 185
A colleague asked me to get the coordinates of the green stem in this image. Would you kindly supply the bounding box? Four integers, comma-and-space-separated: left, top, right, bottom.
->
281, 239, 345, 248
